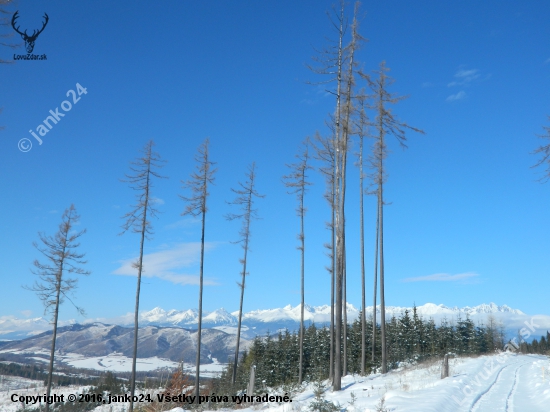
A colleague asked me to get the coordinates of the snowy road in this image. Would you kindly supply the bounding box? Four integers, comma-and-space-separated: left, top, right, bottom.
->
469, 357, 529, 411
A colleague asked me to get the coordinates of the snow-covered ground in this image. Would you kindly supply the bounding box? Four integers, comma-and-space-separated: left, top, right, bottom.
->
0, 348, 226, 377
1, 353, 548, 411
165, 353, 549, 412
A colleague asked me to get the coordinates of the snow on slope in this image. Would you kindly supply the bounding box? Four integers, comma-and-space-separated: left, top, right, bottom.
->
1, 354, 548, 411
161, 353, 549, 412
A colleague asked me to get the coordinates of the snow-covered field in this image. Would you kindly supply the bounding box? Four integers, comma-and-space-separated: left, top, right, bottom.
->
1, 353, 548, 411
0, 347, 226, 378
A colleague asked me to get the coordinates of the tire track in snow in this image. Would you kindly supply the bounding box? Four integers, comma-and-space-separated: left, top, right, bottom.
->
469, 364, 509, 412
505, 364, 521, 412
469, 357, 530, 412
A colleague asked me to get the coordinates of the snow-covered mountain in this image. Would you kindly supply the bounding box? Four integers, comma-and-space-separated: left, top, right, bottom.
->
0, 322, 249, 367
1, 303, 547, 342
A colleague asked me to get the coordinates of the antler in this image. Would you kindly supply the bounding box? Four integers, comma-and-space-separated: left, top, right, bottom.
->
11, 11, 26, 37
31, 13, 49, 39
11, 11, 49, 40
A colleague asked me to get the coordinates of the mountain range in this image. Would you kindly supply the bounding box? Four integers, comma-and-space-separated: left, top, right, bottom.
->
0, 322, 246, 369
2, 302, 548, 341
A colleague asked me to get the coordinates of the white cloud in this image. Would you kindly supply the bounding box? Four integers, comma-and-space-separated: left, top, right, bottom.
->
151, 197, 165, 205
446, 91, 466, 102
20, 310, 32, 317
403, 272, 480, 283
165, 218, 199, 230
448, 68, 481, 87
113, 242, 219, 285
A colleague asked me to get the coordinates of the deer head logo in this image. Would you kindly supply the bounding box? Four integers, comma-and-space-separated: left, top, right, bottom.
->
11, 11, 49, 54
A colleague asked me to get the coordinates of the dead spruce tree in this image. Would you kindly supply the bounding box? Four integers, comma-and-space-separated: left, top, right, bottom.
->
308, 0, 346, 389
354, 91, 371, 375
340, 3, 362, 376
226, 162, 264, 384
282, 138, 313, 384
180, 138, 216, 402
25, 205, 89, 412
364, 61, 424, 374
308, 0, 363, 389
313, 131, 336, 380
532, 116, 550, 181
120, 140, 166, 411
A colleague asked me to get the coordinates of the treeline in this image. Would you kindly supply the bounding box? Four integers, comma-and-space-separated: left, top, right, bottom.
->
0, 361, 97, 387
214, 308, 512, 391
517, 332, 550, 354
0, 361, 46, 382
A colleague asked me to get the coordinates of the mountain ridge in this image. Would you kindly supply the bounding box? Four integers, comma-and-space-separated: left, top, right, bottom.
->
1, 302, 540, 341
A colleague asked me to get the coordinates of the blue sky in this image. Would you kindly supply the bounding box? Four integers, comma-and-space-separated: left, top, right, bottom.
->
1, 0, 550, 322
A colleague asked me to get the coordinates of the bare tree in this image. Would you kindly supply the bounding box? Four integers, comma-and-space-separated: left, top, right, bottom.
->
308, 0, 346, 389
313, 131, 336, 380
180, 138, 217, 401
120, 140, 166, 411
25, 205, 89, 412
283, 138, 313, 384
339, 3, 362, 376
532, 117, 550, 181
226, 162, 264, 384
354, 91, 371, 375
364, 61, 424, 373
308, 0, 364, 388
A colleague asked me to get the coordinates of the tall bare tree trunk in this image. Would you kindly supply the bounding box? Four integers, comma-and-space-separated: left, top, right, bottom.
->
130, 171, 149, 411
371, 204, 379, 367
379, 171, 387, 373
195, 210, 206, 399
299, 197, 305, 383
339, 3, 360, 378
332, 1, 345, 389
329, 187, 335, 380
359, 129, 366, 376
181, 138, 216, 402
232, 236, 249, 384
283, 141, 311, 384
44, 275, 62, 412
227, 163, 263, 385
120, 141, 165, 411
342, 236, 347, 376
